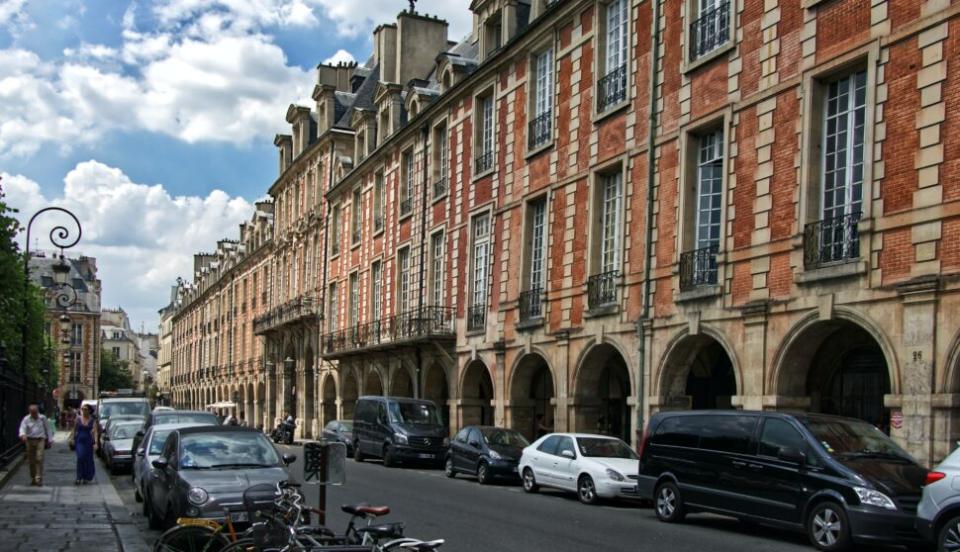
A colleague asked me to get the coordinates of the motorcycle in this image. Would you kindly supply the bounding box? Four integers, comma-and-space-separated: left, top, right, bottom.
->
271, 419, 295, 444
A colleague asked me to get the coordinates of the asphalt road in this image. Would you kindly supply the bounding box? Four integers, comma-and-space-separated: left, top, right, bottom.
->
103, 446, 903, 552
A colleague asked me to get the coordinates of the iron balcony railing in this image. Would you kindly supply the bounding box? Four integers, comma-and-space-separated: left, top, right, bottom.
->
679, 244, 719, 291
518, 287, 544, 322
467, 304, 486, 332
253, 294, 319, 335
475, 150, 494, 174
434, 176, 448, 199
587, 270, 619, 309
689, 1, 730, 61
804, 212, 861, 269
399, 197, 412, 217
597, 64, 627, 112
321, 306, 454, 357
528, 112, 553, 150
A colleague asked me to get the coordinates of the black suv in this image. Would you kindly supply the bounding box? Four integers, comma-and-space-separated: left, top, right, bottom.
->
636, 410, 926, 551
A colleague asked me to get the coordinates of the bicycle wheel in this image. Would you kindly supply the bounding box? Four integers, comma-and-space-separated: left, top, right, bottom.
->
153, 525, 230, 552
218, 539, 258, 552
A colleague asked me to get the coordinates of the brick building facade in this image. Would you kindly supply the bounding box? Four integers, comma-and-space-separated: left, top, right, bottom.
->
169, 0, 960, 465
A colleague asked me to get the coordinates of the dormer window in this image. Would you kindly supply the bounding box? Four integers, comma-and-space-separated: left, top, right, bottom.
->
409, 100, 419, 118
484, 12, 502, 57
442, 71, 453, 92
356, 129, 366, 162
379, 110, 390, 145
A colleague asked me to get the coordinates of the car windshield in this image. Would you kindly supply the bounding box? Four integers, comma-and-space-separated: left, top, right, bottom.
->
388, 401, 441, 425
480, 428, 529, 447
110, 423, 140, 439
101, 402, 149, 418
149, 430, 173, 455
802, 418, 915, 462
576, 437, 637, 459
179, 432, 280, 469
156, 413, 218, 425
339, 421, 353, 431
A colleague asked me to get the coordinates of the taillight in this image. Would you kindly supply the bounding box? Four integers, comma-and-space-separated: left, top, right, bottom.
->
925, 471, 946, 486
637, 425, 650, 459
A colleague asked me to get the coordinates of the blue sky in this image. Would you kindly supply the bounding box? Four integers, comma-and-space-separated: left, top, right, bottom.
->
0, 0, 470, 328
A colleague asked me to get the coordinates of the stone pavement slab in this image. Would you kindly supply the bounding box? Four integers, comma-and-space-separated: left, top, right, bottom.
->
0, 431, 151, 552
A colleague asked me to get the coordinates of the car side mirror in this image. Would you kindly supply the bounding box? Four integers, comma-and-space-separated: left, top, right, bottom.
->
282, 453, 297, 466
136, 449, 145, 457
561, 449, 575, 459
778, 446, 806, 466
152, 458, 168, 470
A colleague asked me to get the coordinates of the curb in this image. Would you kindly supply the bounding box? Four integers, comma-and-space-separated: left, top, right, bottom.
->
0, 455, 25, 490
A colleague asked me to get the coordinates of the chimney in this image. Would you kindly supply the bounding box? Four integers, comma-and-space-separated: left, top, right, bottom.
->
373, 23, 398, 83
316, 61, 354, 91
395, 12, 448, 85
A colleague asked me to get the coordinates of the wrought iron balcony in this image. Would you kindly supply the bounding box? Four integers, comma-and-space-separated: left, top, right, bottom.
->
321, 306, 454, 358
253, 294, 319, 335
597, 64, 627, 113
518, 288, 544, 323
689, 1, 730, 61
467, 304, 486, 332
587, 270, 619, 309
399, 197, 412, 217
804, 212, 861, 269
679, 244, 719, 291
434, 176, 448, 199
528, 112, 553, 150
475, 150, 494, 174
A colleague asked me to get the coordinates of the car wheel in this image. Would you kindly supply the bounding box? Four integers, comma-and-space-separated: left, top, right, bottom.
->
383, 445, 395, 468
522, 468, 538, 493
353, 442, 365, 463
578, 475, 599, 505
444, 456, 456, 478
807, 502, 851, 552
654, 481, 686, 522
477, 462, 490, 485
940, 515, 960, 552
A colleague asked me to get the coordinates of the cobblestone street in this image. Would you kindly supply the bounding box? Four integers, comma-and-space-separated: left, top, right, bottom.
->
0, 431, 150, 552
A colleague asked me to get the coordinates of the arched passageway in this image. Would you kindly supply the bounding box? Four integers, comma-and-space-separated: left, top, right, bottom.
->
364, 369, 384, 396
510, 354, 555, 441
340, 369, 359, 420
461, 360, 494, 427
321, 375, 337, 425
658, 333, 737, 410
389, 366, 414, 397
423, 363, 450, 431
575, 344, 631, 442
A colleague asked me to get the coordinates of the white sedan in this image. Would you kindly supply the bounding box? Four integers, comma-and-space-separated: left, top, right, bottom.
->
518, 433, 639, 505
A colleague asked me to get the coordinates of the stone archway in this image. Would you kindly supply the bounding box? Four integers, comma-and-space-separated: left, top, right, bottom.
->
461, 360, 494, 427
423, 362, 450, 432
510, 353, 555, 441
774, 318, 892, 432
321, 374, 337, 425
341, 368, 359, 420
364, 368, 383, 396
574, 342, 632, 442
657, 331, 738, 410
389, 365, 414, 397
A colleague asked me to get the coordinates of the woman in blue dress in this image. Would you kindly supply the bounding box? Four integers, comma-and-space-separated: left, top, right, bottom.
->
72, 404, 98, 484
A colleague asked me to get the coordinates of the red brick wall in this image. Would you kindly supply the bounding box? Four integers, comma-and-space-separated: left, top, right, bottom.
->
880, 227, 913, 284
943, 20, 960, 202
771, 92, 798, 241
734, 105, 758, 249
816, 0, 872, 64
882, 40, 922, 215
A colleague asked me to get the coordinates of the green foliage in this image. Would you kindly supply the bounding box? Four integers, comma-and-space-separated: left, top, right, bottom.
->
99, 349, 133, 391
0, 182, 54, 385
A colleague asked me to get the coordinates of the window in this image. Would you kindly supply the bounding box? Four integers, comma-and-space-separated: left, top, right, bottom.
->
400, 151, 414, 216
529, 47, 554, 150
484, 12, 502, 57
349, 273, 359, 327
652, 416, 700, 448
374, 172, 384, 232
537, 435, 561, 454
433, 125, 448, 198
598, 0, 628, 112
758, 418, 807, 458
431, 232, 445, 307
469, 213, 491, 331
328, 283, 338, 332
455, 428, 469, 443
112, 346, 121, 359
356, 129, 366, 162
371, 261, 382, 321
680, 128, 723, 291
69, 352, 81, 383
689, 0, 731, 62
351, 189, 362, 245
556, 436, 576, 457
589, 169, 623, 310
397, 247, 410, 314
698, 415, 757, 454
71, 323, 83, 346
521, 198, 547, 322
331, 205, 341, 256
475, 94, 494, 174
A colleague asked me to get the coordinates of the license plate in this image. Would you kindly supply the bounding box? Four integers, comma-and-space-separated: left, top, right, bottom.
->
418, 453, 434, 459
230, 512, 249, 523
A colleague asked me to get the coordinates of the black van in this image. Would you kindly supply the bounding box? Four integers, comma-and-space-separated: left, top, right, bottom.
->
636, 410, 927, 551
352, 396, 448, 467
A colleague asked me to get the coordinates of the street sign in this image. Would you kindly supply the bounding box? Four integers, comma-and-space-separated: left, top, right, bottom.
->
302, 441, 346, 485
891, 410, 903, 430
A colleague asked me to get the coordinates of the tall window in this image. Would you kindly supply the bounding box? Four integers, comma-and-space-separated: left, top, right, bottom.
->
374, 172, 384, 232
434, 125, 448, 198
71, 323, 83, 346
349, 273, 359, 326
397, 247, 411, 313
690, 0, 731, 61
822, 71, 866, 222
472, 214, 491, 308
328, 283, 338, 332
528, 199, 547, 289
431, 232, 445, 307
476, 95, 494, 173
695, 130, 723, 251
331, 205, 341, 255
371, 261, 382, 321
351, 189, 362, 244
69, 352, 81, 383
400, 152, 414, 216
598, 0, 628, 111
599, 173, 623, 275
530, 48, 554, 149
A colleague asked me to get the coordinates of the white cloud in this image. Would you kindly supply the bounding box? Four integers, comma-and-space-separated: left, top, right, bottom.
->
315, 0, 472, 39
0, 0, 27, 26
2, 162, 253, 328
322, 48, 354, 65
63, 43, 120, 60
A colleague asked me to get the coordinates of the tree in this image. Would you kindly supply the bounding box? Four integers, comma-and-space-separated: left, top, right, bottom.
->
99, 349, 133, 391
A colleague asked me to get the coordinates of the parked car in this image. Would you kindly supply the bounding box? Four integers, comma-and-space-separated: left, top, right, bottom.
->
98, 415, 145, 458
321, 420, 354, 454
145, 425, 294, 530
102, 420, 142, 474
918, 444, 960, 551
132, 423, 204, 506
97, 398, 150, 447
133, 409, 220, 453
352, 396, 448, 467
446, 426, 528, 484
636, 410, 927, 551
519, 433, 638, 504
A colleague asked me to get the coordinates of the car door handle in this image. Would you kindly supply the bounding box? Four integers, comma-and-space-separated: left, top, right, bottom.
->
747, 463, 764, 470
731, 460, 747, 468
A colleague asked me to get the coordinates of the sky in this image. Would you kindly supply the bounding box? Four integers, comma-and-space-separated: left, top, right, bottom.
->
0, 0, 472, 330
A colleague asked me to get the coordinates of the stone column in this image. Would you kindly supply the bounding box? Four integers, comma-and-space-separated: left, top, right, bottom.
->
894, 278, 938, 467
738, 302, 768, 411
494, 343, 506, 428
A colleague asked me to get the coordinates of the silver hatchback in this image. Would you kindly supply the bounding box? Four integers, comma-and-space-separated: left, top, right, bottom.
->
918, 445, 960, 551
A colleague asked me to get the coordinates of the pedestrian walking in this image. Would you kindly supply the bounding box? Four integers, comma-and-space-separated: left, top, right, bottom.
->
18, 404, 53, 486
70, 404, 98, 484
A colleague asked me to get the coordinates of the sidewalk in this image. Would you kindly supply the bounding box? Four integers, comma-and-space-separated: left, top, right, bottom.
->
0, 431, 151, 552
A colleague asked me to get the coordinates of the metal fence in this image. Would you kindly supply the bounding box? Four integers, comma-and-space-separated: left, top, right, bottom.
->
0, 350, 47, 469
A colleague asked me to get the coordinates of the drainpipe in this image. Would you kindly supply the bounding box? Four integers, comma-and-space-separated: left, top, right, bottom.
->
414, 125, 430, 400
320, 142, 334, 345
637, 0, 662, 447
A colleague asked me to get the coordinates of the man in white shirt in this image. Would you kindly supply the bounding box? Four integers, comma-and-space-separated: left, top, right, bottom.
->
19, 404, 52, 486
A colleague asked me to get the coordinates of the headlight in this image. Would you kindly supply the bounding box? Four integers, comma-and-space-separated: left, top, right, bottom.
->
854, 486, 896, 510
187, 487, 209, 506
489, 449, 502, 460
394, 433, 408, 445
605, 468, 625, 482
